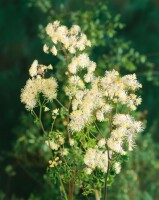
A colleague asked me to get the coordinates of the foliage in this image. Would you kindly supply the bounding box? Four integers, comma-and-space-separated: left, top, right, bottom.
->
108, 134, 159, 200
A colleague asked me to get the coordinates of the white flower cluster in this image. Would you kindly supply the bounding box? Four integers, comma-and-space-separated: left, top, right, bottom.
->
29, 60, 53, 78
21, 78, 57, 110
20, 60, 57, 110
44, 21, 91, 55
45, 134, 65, 150
69, 79, 112, 132
64, 75, 85, 98
114, 162, 121, 174
84, 140, 123, 175
84, 148, 108, 174
45, 134, 68, 168
49, 157, 62, 168
107, 114, 143, 154
69, 69, 142, 132
69, 138, 75, 146
45, 140, 60, 150
98, 138, 106, 147
101, 70, 142, 110
68, 53, 96, 83
52, 108, 59, 119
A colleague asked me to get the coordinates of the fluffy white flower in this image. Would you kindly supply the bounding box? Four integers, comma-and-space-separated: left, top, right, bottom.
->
43, 44, 49, 54
20, 79, 40, 110
69, 110, 84, 132
68, 46, 76, 54
102, 104, 112, 113
21, 77, 58, 110
51, 46, 57, 56
107, 114, 143, 153
69, 75, 80, 85
87, 61, 96, 73
44, 107, 50, 112
85, 168, 92, 175
45, 21, 91, 54
45, 140, 59, 150
121, 74, 142, 90
107, 138, 126, 155
49, 160, 57, 168
69, 79, 103, 131
84, 73, 94, 83
84, 148, 108, 173
52, 108, 59, 115
72, 99, 80, 110
41, 78, 58, 101
75, 90, 86, 100
52, 108, 59, 119
98, 138, 106, 147
114, 162, 121, 174
68, 63, 77, 74
29, 60, 38, 77
58, 136, 64, 145
61, 148, 68, 156
96, 110, 105, 122
68, 54, 94, 75
70, 25, 81, 35
69, 139, 75, 146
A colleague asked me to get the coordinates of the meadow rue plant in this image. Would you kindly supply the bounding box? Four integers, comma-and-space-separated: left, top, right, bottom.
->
20, 20, 144, 200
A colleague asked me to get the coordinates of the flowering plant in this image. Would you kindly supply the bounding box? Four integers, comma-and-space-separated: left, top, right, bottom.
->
21, 21, 143, 200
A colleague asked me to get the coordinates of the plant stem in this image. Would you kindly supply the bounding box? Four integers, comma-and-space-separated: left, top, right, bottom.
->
55, 98, 67, 110
58, 175, 68, 200
50, 118, 56, 132
60, 43, 72, 140
61, 43, 69, 65
94, 189, 100, 200
94, 122, 105, 137
68, 180, 74, 200
39, 104, 46, 134
67, 99, 71, 140
103, 150, 110, 200
32, 108, 46, 135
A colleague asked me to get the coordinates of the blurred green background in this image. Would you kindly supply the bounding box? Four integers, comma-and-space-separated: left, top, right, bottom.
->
0, 0, 159, 199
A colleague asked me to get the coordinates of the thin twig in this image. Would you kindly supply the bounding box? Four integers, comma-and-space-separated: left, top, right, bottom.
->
38, 99, 46, 134
67, 99, 71, 140
39, 105, 46, 134
103, 150, 110, 200
94, 122, 105, 137
55, 98, 67, 110
50, 118, 56, 133
58, 175, 68, 200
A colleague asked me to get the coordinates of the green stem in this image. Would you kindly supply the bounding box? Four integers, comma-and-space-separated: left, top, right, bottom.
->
32, 109, 46, 134
61, 43, 69, 65
50, 118, 56, 133
68, 180, 74, 200
55, 98, 67, 110
31, 110, 37, 118
67, 99, 71, 140
94, 122, 105, 137
103, 150, 110, 200
94, 188, 100, 200
38, 98, 46, 134
58, 175, 68, 200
